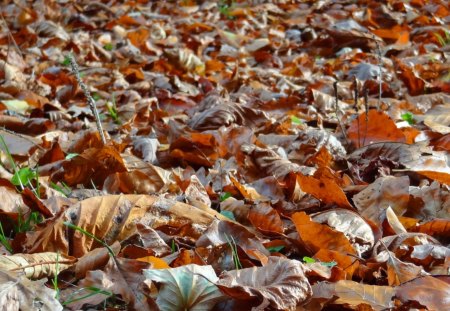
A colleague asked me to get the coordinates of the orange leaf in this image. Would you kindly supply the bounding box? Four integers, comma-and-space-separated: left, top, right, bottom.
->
248, 202, 284, 234
296, 172, 352, 209
136, 256, 170, 269
347, 110, 406, 147
292, 212, 356, 255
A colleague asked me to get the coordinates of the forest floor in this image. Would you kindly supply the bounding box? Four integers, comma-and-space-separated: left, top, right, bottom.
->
0, 1, 449, 310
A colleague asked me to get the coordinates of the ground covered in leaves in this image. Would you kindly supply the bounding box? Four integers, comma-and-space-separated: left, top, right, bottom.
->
0, 0, 449, 310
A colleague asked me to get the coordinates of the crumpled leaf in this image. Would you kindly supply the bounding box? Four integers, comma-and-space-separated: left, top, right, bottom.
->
353, 175, 410, 227
312, 209, 375, 256
196, 219, 269, 257
52, 145, 127, 187
0, 270, 63, 311
67, 257, 153, 311
382, 251, 426, 286
144, 264, 224, 311
241, 144, 313, 180
132, 136, 160, 164
248, 202, 284, 234
216, 256, 312, 310
189, 98, 269, 131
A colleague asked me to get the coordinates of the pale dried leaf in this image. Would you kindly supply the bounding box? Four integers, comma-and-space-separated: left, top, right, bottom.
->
144, 264, 223, 311
0, 270, 63, 311
311, 280, 395, 311
216, 257, 312, 310
0, 252, 76, 279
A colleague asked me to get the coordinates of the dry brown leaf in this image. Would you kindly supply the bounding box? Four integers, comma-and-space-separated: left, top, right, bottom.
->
189, 101, 269, 131
53, 145, 127, 187
312, 209, 375, 256
67, 257, 154, 311
314, 249, 359, 280
384, 251, 426, 286
196, 219, 269, 257
74, 241, 121, 279
61, 195, 226, 257
216, 257, 312, 310
241, 144, 313, 180
248, 202, 284, 234
0, 270, 63, 311
23, 210, 69, 254
396, 276, 450, 310
353, 176, 410, 226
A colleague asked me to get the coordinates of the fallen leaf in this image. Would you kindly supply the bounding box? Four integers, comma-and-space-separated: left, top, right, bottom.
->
311, 280, 395, 311
144, 264, 224, 311
0, 252, 76, 279
216, 257, 312, 310
292, 212, 357, 255
396, 276, 450, 310
347, 110, 406, 147
0, 270, 63, 311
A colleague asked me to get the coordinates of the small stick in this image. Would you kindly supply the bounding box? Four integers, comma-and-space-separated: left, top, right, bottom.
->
362, 88, 369, 147
373, 36, 383, 111
353, 76, 360, 148
68, 54, 106, 145
333, 81, 349, 146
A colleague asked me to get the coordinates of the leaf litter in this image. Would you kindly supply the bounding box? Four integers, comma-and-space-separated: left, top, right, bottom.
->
0, 0, 449, 310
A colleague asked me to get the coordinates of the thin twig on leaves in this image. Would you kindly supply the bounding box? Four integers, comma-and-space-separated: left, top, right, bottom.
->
333, 81, 350, 147
353, 76, 360, 148
373, 36, 383, 111
363, 87, 369, 147
68, 54, 107, 145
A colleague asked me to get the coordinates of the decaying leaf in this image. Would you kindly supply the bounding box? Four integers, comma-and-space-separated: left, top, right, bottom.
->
67, 257, 153, 311
353, 176, 410, 226
0, 270, 63, 311
216, 257, 312, 310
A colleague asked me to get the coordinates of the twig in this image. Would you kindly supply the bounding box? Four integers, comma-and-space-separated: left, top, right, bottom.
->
373, 35, 383, 111
353, 76, 360, 148
362, 87, 369, 147
68, 54, 106, 145
333, 81, 349, 146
